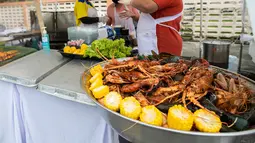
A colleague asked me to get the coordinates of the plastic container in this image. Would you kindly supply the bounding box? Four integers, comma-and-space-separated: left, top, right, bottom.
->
68, 26, 98, 45
98, 25, 116, 40
114, 25, 123, 37
119, 28, 131, 47
228, 55, 238, 72
41, 27, 50, 51
68, 26, 115, 44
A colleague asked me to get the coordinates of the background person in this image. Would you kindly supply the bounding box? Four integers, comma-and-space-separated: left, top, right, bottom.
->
119, 0, 183, 56
107, 0, 140, 38
74, 0, 109, 27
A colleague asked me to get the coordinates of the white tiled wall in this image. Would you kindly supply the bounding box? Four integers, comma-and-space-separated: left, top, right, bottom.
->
182, 0, 252, 40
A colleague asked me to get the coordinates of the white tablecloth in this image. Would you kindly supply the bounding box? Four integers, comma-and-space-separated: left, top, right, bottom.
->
0, 80, 119, 143
0, 81, 24, 143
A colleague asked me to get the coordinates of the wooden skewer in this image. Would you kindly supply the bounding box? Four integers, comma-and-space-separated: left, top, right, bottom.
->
95, 48, 109, 61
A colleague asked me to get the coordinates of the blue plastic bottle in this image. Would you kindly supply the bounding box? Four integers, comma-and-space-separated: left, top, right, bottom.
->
42, 27, 50, 51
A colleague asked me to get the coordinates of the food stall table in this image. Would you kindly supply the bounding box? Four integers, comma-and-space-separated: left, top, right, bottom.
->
29, 59, 118, 143
0, 80, 24, 143
0, 50, 69, 142
0, 50, 70, 87
16, 84, 118, 143
37, 59, 98, 105
0, 52, 119, 143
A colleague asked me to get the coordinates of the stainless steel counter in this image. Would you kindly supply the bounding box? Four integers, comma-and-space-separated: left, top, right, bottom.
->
0, 50, 70, 87
0, 49, 99, 106
38, 59, 98, 106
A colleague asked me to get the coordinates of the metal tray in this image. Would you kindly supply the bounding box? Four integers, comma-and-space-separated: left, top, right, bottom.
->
59, 48, 138, 61
0, 50, 70, 87
58, 49, 103, 61
81, 58, 255, 143
38, 59, 98, 106
0, 46, 37, 67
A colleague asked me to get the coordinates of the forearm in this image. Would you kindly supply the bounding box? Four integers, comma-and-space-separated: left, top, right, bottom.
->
106, 17, 112, 26
131, 0, 158, 13
79, 17, 99, 24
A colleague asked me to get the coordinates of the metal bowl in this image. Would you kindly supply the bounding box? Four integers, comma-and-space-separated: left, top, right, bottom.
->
81, 59, 255, 143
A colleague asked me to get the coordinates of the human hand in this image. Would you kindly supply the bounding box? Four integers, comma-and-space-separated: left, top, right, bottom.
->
119, 9, 135, 19
99, 16, 109, 24
118, 0, 131, 5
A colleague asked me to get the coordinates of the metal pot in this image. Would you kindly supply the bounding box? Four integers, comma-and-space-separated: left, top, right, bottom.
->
203, 40, 231, 69
81, 60, 255, 143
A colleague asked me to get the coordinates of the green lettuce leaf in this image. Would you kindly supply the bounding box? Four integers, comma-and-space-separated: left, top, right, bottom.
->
85, 38, 132, 59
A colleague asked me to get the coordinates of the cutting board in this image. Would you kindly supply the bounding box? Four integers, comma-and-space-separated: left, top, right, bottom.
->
0, 46, 37, 67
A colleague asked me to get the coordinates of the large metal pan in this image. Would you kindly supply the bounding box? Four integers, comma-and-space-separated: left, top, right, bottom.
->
81, 58, 255, 143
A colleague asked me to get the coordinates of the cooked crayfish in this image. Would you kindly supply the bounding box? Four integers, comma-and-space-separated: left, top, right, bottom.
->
119, 71, 148, 82
104, 74, 130, 84
153, 67, 214, 110
214, 73, 253, 114
121, 78, 160, 93
100, 55, 253, 115
182, 67, 214, 109
104, 59, 159, 77
148, 62, 189, 77
133, 92, 150, 107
